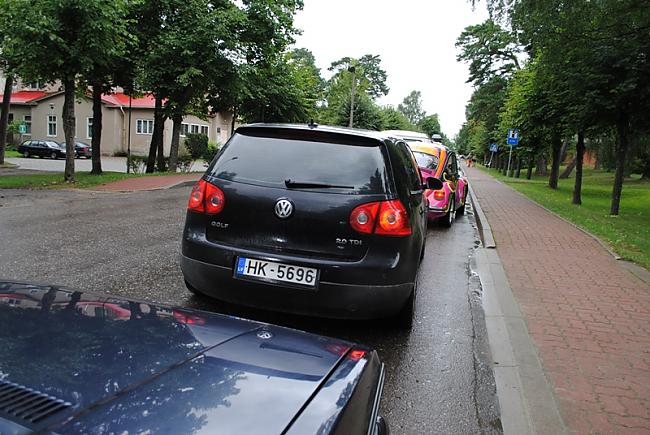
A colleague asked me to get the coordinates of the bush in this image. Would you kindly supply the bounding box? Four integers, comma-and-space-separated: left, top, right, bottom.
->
177, 154, 194, 173
202, 141, 220, 163
114, 150, 128, 157
184, 133, 208, 160
128, 155, 147, 174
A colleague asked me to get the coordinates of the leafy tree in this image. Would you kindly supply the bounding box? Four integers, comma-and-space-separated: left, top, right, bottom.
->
378, 106, 414, 131
398, 91, 426, 125
418, 114, 441, 139
456, 19, 522, 86
328, 55, 389, 100
3, 0, 132, 181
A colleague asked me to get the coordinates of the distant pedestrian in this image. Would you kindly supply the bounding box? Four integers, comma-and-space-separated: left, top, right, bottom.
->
467, 153, 473, 167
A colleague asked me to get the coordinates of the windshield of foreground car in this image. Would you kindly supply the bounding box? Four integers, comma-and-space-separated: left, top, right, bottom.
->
413, 151, 439, 170
209, 133, 390, 194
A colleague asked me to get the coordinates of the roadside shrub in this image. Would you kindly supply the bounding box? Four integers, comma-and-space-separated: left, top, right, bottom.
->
202, 141, 220, 163
177, 155, 194, 173
128, 155, 147, 174
114, 150, 128, 157
184, 133, 208, 160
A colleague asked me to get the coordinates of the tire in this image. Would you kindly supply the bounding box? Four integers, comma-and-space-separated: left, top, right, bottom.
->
457, 193, 467, 216
50, 152, 58, 159
440, 196, 455, 228
394, 282, 416, 330
23, 151, 29, 158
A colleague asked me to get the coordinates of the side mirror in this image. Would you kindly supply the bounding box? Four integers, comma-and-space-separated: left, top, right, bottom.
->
424, 177, 443, 190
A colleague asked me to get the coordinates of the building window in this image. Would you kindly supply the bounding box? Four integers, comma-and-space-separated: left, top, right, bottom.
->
200, 125, 209, 136
24, 115, 31, 135
47, 115, 57, 136
136, 119, 154, 135
27, 81, 40, 90
8, 113, 13, 123
180, 123, 189, 137
216, 127, 222, 135
87, 118, 93, 139
190, 124, 199, 134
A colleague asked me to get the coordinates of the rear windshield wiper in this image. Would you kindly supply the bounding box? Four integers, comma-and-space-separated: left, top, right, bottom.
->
284, 179, 354, 189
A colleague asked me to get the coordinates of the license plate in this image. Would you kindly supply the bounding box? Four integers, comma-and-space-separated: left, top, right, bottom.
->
234, 257, 318, 288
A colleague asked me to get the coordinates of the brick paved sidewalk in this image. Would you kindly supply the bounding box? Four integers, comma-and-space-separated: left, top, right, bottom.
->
466, 167, 650, 435
92, 173, 200, 192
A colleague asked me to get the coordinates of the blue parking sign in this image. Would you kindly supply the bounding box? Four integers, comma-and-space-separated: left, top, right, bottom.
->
489, 143, 498, 152
507, 129, 519, 145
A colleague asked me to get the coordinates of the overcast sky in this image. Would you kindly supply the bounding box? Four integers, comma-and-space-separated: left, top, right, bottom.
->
293, 0, 489, 137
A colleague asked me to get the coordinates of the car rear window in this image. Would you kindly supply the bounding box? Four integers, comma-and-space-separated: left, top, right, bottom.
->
413, 151, 439, 170
209, 132, 389, 194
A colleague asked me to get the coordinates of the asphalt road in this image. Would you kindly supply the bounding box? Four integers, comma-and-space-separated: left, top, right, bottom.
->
0, 186, 502, 434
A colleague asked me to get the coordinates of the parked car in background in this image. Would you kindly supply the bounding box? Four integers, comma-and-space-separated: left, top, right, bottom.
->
0, 281, 388, 435
17, 140, 66, 159
181, 124, 441, 328
381, 129, 432, 143
407, 142, 468, 228
71, 141, 92, 159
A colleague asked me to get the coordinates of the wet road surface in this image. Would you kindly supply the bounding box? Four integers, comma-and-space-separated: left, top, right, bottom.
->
0, 186, 501, 434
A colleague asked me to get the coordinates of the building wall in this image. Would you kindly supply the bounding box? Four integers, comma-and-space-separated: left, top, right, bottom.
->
5, 106, 32, 145
29, 94, 123, 154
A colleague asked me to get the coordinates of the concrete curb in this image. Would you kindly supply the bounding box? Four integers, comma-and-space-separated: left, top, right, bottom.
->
468, 183, 496, 248
86, 178, 198, 193
473, 248, 569, 435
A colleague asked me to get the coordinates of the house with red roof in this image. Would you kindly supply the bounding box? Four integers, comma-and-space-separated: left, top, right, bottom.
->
1, 77, 235, 155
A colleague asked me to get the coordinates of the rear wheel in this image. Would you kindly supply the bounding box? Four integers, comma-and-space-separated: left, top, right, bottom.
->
23, 151, 29, 158
457, 192, 467, 216
50, 152, 57, 159
394, 282, 416, 330
440, 196, 455, 228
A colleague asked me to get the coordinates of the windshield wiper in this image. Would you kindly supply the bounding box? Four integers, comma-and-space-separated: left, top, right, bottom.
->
284, 179, 354, 189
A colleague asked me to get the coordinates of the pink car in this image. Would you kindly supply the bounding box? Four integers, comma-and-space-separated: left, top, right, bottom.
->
408, 143, 468, 227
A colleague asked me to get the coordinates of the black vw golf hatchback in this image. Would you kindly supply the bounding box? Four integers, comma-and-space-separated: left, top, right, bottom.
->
181, 124, 440, 327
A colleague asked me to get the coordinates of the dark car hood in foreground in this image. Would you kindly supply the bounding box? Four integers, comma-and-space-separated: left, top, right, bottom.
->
0, 282, 362, 434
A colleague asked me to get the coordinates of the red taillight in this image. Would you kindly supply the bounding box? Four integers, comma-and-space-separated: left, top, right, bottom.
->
433, 189, 445, 200
187, 180, 225, 214
204, 182, 225, 214
376, 200, 411, 236
350, 202, 380, 234
350, 200, 411, 236
188, 180, 206, 212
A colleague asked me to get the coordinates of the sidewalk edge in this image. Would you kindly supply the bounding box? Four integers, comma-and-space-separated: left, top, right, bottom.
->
468, 183, 496, 248
473, 248, 569, 435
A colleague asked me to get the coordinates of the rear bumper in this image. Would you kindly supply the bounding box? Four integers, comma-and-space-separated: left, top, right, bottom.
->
181, 254, 413, 319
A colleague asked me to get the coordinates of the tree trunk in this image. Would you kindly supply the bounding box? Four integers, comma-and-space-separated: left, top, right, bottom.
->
526, 155, 534, 179
515, 157, 522, 178
146, 96, 163, 173
0, 74, 13, 165
559, 157, 577, 179
559, 139, 570, 163
593, 150, 601, 170
610, 115, 629, 215
230, 110, 236, 137
641, 152, 650, 180
62, 77, 76, 182
572, 130, 585, 205
168, 114, 182, 172
548, 135, 562, 189
90, 83, 103, 175
535, 154, 548, 176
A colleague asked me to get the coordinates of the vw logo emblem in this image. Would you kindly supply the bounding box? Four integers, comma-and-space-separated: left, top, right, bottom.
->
257, 330, 273, 340
274, 199, 294, 219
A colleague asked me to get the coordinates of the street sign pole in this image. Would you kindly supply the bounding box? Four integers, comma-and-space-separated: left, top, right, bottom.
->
506, 144, 513, 176
505, 129, 520, 175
